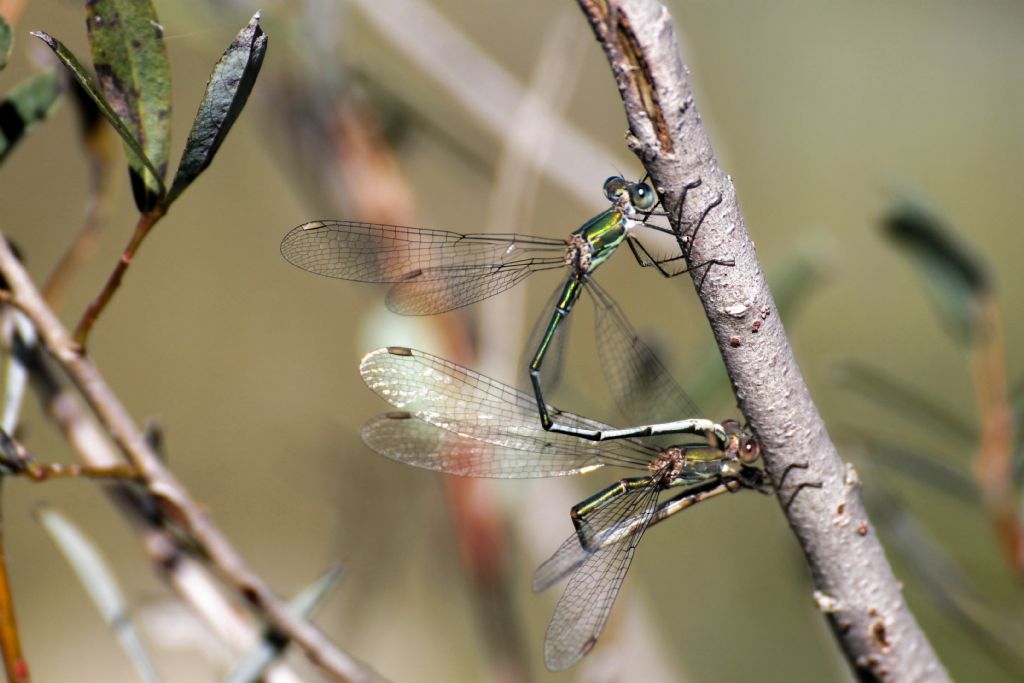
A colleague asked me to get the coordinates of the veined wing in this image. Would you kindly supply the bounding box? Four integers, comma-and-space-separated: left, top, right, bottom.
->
540, 482, 660, 671
359, 347, 657, 469
362, 412, 607, 478
281, 221, 566, 314
533, 475, 739, 592
588, 279, 701, 427
385, 261, 548, 315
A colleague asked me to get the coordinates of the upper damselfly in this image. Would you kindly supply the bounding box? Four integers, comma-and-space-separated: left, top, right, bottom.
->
282, 176, 726, 442
358, 346, 766, 670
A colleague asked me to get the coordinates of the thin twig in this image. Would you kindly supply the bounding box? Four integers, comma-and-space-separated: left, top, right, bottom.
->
575, 1, 949, 681
5, 331, 302, 683
0, 235, 379, 683
970, 293, 1022, 571
72, 207, 164, 349
0, 482, 29, 683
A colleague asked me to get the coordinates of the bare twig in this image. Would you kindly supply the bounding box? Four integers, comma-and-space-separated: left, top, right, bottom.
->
0, 483, 29, 683
0, 235, 379, 683
72, 208, 164, 349
575, 1, 949, 681
969, 293, 1021, 571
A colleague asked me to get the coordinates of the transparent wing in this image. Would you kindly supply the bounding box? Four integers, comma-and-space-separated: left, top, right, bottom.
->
360, 347, 657, 469
362, 412, 606, 478
385, 263, 540, 315
281, 221, 566, 314
588, 279, 700, 426
540, 482, 659, 671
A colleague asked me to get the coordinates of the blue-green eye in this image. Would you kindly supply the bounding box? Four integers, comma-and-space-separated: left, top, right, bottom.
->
603, 176, 627, 200
630, 182, 655, 210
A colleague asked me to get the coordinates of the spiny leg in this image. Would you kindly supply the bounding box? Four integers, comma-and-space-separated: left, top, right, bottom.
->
778, 462, 823, 511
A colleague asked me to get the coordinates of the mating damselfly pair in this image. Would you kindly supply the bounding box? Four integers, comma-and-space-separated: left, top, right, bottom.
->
281, 176, 766, 670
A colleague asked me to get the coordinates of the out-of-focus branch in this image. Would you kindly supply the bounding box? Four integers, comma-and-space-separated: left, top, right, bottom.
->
575, 1, 949, 680
0, 483, 29, 683
970, 293, 1021, 570
0, 235, 379, 683
8, 310, 302, 682
347, 0, 630, 210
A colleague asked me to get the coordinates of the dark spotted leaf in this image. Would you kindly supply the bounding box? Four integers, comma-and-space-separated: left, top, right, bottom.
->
85, 0, 171, 212
165, 12, 266, 207
0, 68, 63, 163
31, 31, 165, 195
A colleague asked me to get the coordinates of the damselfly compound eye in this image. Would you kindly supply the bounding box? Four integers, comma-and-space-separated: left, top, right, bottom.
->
603, 176, 628, 200
630, 182, 656, 211
740, 436, 761, 463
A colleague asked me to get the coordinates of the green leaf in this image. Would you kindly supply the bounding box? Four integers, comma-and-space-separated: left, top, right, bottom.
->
31, 31, 166, 197
883, 199, 992, 344
165, 12, 267, 207
37, 507, 164, 683
0, 15, 12, 70
0, 68, 63, 163
85, 0, 171, 212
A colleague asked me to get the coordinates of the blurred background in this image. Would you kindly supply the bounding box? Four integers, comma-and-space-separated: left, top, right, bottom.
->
0, 0, 1022, 681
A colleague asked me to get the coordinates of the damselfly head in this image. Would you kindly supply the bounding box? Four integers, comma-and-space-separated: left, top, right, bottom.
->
603, 176, 656, 213
716, 419, 760, 464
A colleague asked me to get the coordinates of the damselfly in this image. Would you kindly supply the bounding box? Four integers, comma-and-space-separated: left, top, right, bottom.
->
359, 347, 766, 669
283, 177, 726, 442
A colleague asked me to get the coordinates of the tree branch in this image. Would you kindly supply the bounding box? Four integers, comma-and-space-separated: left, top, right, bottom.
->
575, 1, 949, 681
0, 235, 379, 683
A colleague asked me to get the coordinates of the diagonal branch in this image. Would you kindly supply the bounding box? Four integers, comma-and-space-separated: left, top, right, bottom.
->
575, 1, 950, 681
0, 235, 379, 683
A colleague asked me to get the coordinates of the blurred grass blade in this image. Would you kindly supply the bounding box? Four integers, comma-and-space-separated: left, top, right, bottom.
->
1, 314, 35, 434
835, 361, 977, 445
36, 507, 164, 683
883, 199, 991, 344
857, 432, 978, 504
165, 12, 266, 207
85, 0, 171, 212
221, 565, 342, 683
0, 15, 11, 69
31, 31, 165, 197
870, 489, 1024, 679
0, 68, 62, 163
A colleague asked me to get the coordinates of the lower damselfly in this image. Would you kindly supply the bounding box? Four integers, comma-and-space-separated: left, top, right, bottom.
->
282, 176, 726, 442
359, 347, 766, 670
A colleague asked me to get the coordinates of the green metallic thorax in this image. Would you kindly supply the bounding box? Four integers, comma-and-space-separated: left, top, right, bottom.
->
669, 446, 727, 487
572, 208, 629, 272
528, 209, 629, 373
